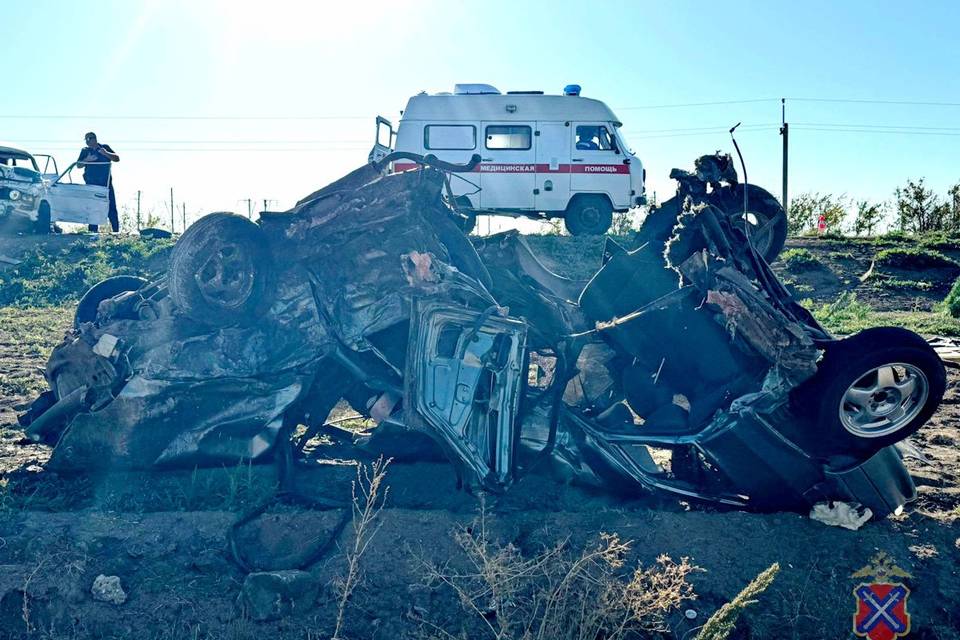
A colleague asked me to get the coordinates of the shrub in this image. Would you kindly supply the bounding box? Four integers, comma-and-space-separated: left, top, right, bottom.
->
420, 510, 700, 640
874, 247, 958, 270
944, 277, 960, 318
0, 236, 172, 306
779, 248, 821, 271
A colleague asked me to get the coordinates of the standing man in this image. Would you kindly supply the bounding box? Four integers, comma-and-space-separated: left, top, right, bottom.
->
77, 132, 120, 232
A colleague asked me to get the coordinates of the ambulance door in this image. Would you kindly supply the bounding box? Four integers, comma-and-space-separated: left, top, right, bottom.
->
534, 122, 571, 213
570, 123, 630, 209
479, 122, 536, 211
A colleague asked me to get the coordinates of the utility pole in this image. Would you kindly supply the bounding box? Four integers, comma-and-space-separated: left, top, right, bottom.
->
780, 98, 789, 213
241, 198, 254, 219
169, 188, 175, 233
182, 202, 186, 231
136, 190, 141, 231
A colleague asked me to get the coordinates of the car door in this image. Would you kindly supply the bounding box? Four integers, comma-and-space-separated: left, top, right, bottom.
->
534, 122, 571, 213
45, 163, 110, 225
570, 123, 631, 209
479, 122, 536, 211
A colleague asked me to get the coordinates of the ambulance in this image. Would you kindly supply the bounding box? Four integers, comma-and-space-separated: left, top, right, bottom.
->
370, 84, 645, 235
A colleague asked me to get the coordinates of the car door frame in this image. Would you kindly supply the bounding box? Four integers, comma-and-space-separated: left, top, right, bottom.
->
44, 162, 111, 226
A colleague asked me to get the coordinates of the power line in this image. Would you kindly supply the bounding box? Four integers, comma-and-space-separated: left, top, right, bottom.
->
793, 122, 960, 131
789, 97, 960, 108
791, 127, 960, 137
625, 123, 779, 133
616, 98, 778, 110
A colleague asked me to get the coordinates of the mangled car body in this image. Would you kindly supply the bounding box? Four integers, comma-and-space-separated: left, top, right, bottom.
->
21, 153, 946, 518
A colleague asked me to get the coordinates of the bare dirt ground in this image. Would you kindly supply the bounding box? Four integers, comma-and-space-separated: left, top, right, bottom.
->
0, 236, 958, 639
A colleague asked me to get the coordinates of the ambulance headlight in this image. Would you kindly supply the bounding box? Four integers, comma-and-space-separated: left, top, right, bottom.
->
8, 189, 20, 201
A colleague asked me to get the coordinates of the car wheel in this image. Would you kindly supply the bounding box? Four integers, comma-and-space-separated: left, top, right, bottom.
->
717, 184, 787, 262
564, 196, 613, 236
168, 212, 273, 326
74, 275, 149, 328
35, 201, 51, 235
793, 327, 946, 456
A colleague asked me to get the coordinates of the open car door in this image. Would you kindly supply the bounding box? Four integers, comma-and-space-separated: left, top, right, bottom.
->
45, 162, 111, 226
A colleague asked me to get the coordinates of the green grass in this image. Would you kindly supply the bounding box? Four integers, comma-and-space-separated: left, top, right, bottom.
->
944, 276, 960, 318
874, 246, 959, 270
779, 248, 821, 271
802, 293, 960, 336
0, 306, 72, 397
864, 274, 935, 291
0, 235, 173, 306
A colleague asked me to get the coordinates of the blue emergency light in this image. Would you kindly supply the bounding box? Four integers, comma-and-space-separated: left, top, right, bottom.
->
563, 84, 581, 96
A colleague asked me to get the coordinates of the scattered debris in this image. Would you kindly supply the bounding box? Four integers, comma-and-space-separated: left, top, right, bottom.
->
809, 502, 873, 530
91, 574, 126, 605
237, 570, 319, 621
929, 336, 960, 365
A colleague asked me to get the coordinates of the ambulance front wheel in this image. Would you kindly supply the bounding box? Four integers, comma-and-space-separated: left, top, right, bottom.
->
564, 196, 612, 236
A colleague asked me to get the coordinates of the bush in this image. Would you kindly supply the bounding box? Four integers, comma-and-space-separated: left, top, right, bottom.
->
420, 511, 700, 640
0, 236, 172, 306
874, 247, 958, 270
779, 248, 821, 271
944, 277, 960, 318
807, 292, 873, 333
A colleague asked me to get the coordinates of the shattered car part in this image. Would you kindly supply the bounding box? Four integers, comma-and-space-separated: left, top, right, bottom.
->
22, 152, 945, 518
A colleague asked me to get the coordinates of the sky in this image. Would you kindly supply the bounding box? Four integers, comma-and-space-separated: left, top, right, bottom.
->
3, 0, 960, 232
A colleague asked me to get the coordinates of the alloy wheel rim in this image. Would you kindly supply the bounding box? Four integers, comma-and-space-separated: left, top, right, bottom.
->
838, 362, 929, 438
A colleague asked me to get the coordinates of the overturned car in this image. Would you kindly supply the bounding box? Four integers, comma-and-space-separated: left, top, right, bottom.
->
21, 153, 945, 517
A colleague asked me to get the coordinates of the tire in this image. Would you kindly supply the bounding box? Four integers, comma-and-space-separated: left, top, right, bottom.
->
35, 201, 51, 235
716, 184, 787, 262
139, 227, 172, 239
168, 212, 273, 326
74, 275, 148, 328
791, 327, 946, 457
564, 195, 613, 236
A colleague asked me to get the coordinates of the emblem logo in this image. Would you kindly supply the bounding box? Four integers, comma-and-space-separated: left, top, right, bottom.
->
852, 552, 912, 640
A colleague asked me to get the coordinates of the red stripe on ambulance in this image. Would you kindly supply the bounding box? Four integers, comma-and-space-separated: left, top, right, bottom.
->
391, 162, 628, 174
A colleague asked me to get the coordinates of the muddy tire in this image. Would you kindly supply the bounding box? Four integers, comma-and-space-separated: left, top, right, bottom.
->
168, 212, 273, 326
74, 275, 148, 328
792, 327, 946, 457
716, 184, 787, 262
564, 196, 613, 236
35, 201, 51, 235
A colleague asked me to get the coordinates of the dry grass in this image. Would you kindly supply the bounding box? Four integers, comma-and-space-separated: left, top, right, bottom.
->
419, 506, 699, 640
694, 562, 780, 640
331, 456, 392, 640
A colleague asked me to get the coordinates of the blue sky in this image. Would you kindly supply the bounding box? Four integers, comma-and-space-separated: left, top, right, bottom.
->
3, 0, 959, 230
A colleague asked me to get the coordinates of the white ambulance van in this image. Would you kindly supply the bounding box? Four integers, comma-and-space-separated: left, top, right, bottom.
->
371, 84, 645, 235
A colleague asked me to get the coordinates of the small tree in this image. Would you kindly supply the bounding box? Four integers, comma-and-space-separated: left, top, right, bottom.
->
788, 192, 848, 235
947, 183, 960, 232
894, 178, 950, 233
851, 200, 886, 236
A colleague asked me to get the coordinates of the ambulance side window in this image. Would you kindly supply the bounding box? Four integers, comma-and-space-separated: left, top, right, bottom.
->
485, 125, 532, 150
576, 126, 616, 151
424, 125, 477, 150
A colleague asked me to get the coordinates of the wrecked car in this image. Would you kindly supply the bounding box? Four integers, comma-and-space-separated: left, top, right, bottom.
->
20, 152, 946, 518
0, 143, 114, 233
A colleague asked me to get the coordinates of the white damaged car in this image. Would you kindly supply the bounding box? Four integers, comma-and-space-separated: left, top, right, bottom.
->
0, 144, 111, 233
